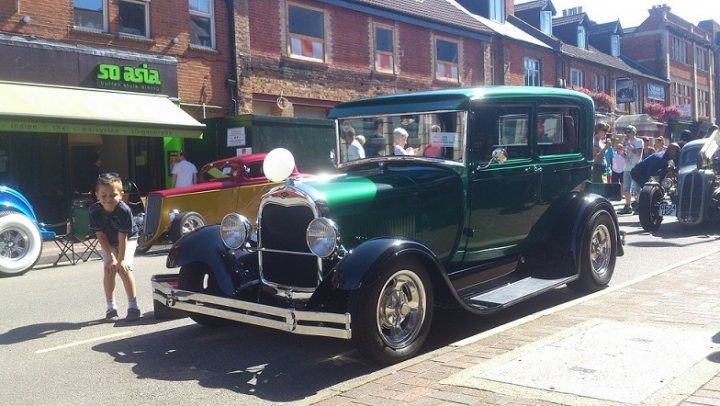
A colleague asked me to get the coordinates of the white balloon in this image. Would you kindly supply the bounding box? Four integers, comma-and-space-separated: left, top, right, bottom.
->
263, 148, 295, 182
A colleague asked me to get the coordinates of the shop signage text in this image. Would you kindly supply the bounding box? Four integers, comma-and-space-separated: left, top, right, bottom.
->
96, 63, 162, 93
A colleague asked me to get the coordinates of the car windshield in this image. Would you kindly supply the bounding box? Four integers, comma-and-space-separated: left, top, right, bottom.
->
679, 145, 702, 169
335, 111, 466, 164
199, 163, 238, 182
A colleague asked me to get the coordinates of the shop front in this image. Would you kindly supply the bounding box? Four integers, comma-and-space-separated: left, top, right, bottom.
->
0, 35, 203, 223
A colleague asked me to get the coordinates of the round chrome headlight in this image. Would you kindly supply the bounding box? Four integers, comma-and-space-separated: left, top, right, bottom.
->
220, 213, 252, 249
661, 177, 674, 189
306, 218, 339, 258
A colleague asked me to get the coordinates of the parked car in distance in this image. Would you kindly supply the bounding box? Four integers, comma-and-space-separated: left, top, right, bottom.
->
138, 153, 301, 253
152, 86, 624, 364
637, 129, 720, 231
0, 186, 57, 276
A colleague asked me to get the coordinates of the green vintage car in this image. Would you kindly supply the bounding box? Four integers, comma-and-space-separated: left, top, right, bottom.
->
152, 86, 624, 364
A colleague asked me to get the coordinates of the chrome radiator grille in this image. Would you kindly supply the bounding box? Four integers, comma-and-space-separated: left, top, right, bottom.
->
259, 201, 319, 289
143, 195, 162, 239
677, 171, 705, 224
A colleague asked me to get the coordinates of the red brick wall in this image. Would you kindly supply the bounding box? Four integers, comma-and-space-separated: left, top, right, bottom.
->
497, 39, 556, 87
242, 0, 488, 113
0, 0, 231, 118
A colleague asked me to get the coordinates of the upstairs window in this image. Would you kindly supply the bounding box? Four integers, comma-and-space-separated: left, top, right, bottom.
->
524, 57, 541, 86
189, 0, 215, 48
540, 11, 552, 35
436, 38, 459, 81
570, 68, 584, 88
696, 47, 708, 71
374, 25, 395, 73
698, 89, 710, 117
119, 0, 149, 37
611, 35, 620, 57
671, 36, 687, 64
577, 26, 586, 49
592, 74, 607, 93
288, 5, 325, 61
74, 0, 107, 31
489, 0, 505, 23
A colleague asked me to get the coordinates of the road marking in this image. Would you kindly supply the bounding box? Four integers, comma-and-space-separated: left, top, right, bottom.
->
35, 331, 133, 354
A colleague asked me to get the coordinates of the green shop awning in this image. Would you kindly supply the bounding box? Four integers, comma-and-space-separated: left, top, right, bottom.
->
0, 81, 204, 138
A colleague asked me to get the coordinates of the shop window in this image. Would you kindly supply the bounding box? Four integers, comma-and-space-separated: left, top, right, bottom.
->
74, 0, 107, 31
436, 38, 459, 81
119, 0, 149, 37
524, 57, 541, 86
288, 5, 325, 62
189, 0, 215, 48
374, 25, 395, 73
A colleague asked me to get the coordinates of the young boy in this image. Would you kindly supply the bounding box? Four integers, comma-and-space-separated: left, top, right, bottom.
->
89, 173, 141, 322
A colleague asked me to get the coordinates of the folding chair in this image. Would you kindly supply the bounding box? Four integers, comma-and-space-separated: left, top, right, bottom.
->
52, 206, 102, 266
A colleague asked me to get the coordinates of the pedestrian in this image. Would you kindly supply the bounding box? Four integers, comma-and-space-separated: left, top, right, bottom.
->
618, 125, 643, 215
89, 172, 141, 322
592, 122, 611, 183
342, 126, 365, 161
611, 144, 625, 187
171, 150, 197, 188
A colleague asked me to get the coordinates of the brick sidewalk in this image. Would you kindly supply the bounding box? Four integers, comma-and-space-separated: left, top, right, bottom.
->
307, 250, 720, 406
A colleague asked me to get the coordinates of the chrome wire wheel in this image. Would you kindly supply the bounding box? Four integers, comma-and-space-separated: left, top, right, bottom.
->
375, 270, 427, 349
589, 223, 611, 278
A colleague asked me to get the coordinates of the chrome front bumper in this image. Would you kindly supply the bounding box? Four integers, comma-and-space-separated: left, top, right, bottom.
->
151, 275, 352, 340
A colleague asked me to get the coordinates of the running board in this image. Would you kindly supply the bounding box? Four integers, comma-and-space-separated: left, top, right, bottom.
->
465, 275, 576, 313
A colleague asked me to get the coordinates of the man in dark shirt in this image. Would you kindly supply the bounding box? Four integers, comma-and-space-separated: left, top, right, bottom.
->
630, 143, 681, 187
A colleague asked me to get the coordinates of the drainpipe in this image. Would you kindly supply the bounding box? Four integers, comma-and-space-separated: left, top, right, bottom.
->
227, 0, 239, 115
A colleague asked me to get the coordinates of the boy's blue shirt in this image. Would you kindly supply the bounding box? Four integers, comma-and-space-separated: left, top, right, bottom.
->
89, 201, 139, 247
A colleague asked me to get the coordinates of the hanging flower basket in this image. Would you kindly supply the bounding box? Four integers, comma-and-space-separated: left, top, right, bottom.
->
573, 87, 615, 111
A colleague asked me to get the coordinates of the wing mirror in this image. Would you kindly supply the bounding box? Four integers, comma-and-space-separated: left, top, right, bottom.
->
491, 148, 507, 164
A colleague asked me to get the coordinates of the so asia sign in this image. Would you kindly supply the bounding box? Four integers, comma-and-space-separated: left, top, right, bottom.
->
96, 63, 162, 93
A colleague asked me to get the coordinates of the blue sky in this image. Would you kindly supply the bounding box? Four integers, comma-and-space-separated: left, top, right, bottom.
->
534, 0, 717, 28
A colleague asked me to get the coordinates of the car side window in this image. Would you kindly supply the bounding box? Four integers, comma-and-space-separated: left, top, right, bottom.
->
471, 105, 531, 163
538, 107, 581, 156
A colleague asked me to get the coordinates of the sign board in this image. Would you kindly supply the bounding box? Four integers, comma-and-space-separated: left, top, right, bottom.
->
236, 147, 253, 156
227, 127, 246, 147
647, 83, 665, 101
616, 78, 635, 103
96, 63, 162, 93
677, 104, 692, 119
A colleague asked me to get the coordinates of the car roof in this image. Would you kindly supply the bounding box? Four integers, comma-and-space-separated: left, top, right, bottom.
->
203, 153, 267, 168
328, 86, 594, 119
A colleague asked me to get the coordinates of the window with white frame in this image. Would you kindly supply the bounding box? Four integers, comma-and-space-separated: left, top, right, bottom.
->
696, 47, 708, 71
189, 0, 215, 48
591, 74, 607, 93
436, 38, 459, 81
74, 0, 107, 31
577, 26, 586, 49
524, 57, 541, 86
540, 11, 552, 35
698, 89, 710, 117
671, 36, 687, 64
671, 82, 692, 106
570, 68, 584, 88
119, 0, 149, 37
489, 0, 505, 23
374, 25, 394, 73
611, 35, 620, 57
288, 4, 325, 61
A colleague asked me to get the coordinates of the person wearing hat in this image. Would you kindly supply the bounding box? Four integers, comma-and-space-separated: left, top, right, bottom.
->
630, 143, 681, 188
618, 125, 644, 214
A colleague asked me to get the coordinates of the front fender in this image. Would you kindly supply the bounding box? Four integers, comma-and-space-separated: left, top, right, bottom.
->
329, 238, 446, 291
166, 224, 237, 296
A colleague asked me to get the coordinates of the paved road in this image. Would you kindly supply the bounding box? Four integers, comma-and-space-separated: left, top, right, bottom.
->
1, 213, 718, 404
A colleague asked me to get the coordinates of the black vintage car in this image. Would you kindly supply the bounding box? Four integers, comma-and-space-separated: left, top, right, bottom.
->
152, 87, 624, 364
638, 130, 720, 231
